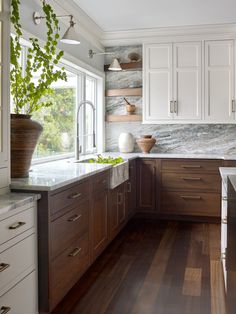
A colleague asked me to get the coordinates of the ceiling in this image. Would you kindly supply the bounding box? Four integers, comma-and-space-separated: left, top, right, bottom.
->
73, 0, 236, 32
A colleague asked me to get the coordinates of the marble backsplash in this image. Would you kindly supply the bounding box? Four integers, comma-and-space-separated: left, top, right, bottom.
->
105, 45, 236, 155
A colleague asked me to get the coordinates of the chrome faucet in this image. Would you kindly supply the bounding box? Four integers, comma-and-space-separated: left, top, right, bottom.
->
76, 100, 96, 160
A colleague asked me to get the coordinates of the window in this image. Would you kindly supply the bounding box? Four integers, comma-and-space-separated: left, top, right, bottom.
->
11, 40, 103, 163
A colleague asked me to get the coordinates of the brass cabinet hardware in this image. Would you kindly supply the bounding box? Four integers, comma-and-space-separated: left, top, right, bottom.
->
181, 177, 202, 181
0, 263, 10, 272
8, 221, 26, 230
0, 307, 11, 314
68, 192, 82, 199
181, 165, 202, 169
180, 195, 202, 200
67, 214, 82, 222
222, 217, 227, 224
232, 99, 235, 113
68, 247, 81, 257
174, 100, 178, 114
127, 182, 132, 193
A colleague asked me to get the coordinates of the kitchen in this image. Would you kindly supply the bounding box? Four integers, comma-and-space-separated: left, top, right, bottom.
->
1, 0, 236, 313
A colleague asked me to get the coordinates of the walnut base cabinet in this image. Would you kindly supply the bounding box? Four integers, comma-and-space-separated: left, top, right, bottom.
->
136, 159, 159, 212
125, 159, 137, 219
160, 159, 222, 220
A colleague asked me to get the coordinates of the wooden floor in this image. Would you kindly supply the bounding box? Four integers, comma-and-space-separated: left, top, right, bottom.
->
52, 219, 226, 314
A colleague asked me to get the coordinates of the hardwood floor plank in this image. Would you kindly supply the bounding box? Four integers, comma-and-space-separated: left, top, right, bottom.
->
183, 267, 202, 297
210, 260, 226, 314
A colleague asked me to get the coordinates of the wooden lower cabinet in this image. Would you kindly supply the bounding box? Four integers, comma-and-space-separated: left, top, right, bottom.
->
125, 159, 137, 218
109, 182, 127, 241
91, 189, 108, 261
137, 159, 157, 212
160, 159, 222, 219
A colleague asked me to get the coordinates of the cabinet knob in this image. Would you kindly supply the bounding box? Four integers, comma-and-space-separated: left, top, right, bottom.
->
68, 247, 81, 257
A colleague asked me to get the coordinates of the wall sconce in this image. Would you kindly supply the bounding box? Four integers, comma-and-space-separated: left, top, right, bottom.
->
33, 12, 80, 45
88, 49, 122, 71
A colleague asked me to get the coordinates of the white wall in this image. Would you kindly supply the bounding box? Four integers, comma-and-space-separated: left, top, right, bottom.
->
19, 0, 104, 73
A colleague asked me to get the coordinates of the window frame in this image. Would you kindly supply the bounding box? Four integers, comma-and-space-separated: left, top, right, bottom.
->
12, 38, 105, 164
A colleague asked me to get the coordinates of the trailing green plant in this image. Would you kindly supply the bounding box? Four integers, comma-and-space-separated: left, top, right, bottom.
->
10, 0, 67, 114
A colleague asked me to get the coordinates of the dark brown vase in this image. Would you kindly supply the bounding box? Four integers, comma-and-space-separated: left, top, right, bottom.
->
11, 114, 43, 178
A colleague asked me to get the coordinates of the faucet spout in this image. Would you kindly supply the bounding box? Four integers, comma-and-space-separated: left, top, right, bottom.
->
76, 100, 96, 160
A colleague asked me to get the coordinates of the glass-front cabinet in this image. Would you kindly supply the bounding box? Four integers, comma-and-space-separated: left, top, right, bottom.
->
0, 0, 10, 193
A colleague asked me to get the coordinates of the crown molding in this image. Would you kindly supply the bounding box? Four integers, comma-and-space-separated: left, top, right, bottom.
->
101, 23, 236, 46
34, 0, 104, 51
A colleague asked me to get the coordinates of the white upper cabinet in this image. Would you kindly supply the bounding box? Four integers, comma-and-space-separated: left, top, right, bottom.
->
205, 40, 235, 122
173, 42, 202, 120
0, 0, 10, 193
144, 44, 172, 121
143, 41, 202, 123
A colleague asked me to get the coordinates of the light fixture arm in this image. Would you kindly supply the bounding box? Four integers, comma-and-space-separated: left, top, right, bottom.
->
88, 49, 114, 59
33, 12, 75, 25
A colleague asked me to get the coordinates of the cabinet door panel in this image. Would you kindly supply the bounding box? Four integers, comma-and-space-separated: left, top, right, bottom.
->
205, 40, 234, 121
144, 44, 172, 121
173, 42, 202, 120
92, 191, 108, 260
137, 160, 156, 211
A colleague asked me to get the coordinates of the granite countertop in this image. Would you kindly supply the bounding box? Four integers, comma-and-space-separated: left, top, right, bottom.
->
11, 159, 112, 191
0, 192, 40, 217
10, 152, 236, 192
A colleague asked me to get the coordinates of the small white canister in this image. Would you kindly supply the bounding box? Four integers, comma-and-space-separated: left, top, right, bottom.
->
118, 132, 134, 153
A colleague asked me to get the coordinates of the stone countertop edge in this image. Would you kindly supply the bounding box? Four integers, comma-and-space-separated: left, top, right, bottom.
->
10, 153, 236, 192
0, 192, 41, 217
11, 164, 112, 192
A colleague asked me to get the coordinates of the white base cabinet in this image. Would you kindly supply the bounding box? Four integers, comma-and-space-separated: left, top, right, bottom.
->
0, 201, 38, 314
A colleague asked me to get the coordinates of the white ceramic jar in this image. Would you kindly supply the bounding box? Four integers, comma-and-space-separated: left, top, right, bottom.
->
118, 132, 134, 153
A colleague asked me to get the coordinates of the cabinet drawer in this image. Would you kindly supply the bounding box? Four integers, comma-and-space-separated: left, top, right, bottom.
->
162, 173, 221, 192
51, 233, 89, 309
161, 191, 220, 217
0, 271, 37, 314
51, 200, 89, 259
0, 234, 36, 294
50, 180, 89, 216
161, 159, 221, 173
0, 207, 35, 246
92, 171, 109, 194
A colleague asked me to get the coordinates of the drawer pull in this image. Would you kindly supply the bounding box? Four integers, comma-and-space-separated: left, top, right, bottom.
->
8, 221, 26, 230
117, 193, 123, 205
222, 217, 227, 224
180, 195, 202, 200
0, 307, 11, 314
0, 263, 10, 272
182, 177, 202, 181
68, 192, 82, 199
68, 247, 81, 257
181, 165, 202, 169
127, 182, 132, 193
102, 179, 107, 184
222, 252, 226, 260
222, 196, 227, 201
67, 214, 82, 222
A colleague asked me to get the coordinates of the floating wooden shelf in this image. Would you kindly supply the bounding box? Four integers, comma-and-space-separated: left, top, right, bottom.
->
106, 114, 142, 122
105, 87, 142, 97
104, 61, 142, 72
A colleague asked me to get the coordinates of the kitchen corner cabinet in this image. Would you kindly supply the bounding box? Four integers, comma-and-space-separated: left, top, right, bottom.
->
0, 0, 10, 193
143, 42, 202, 123
137, 159, 158, 212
